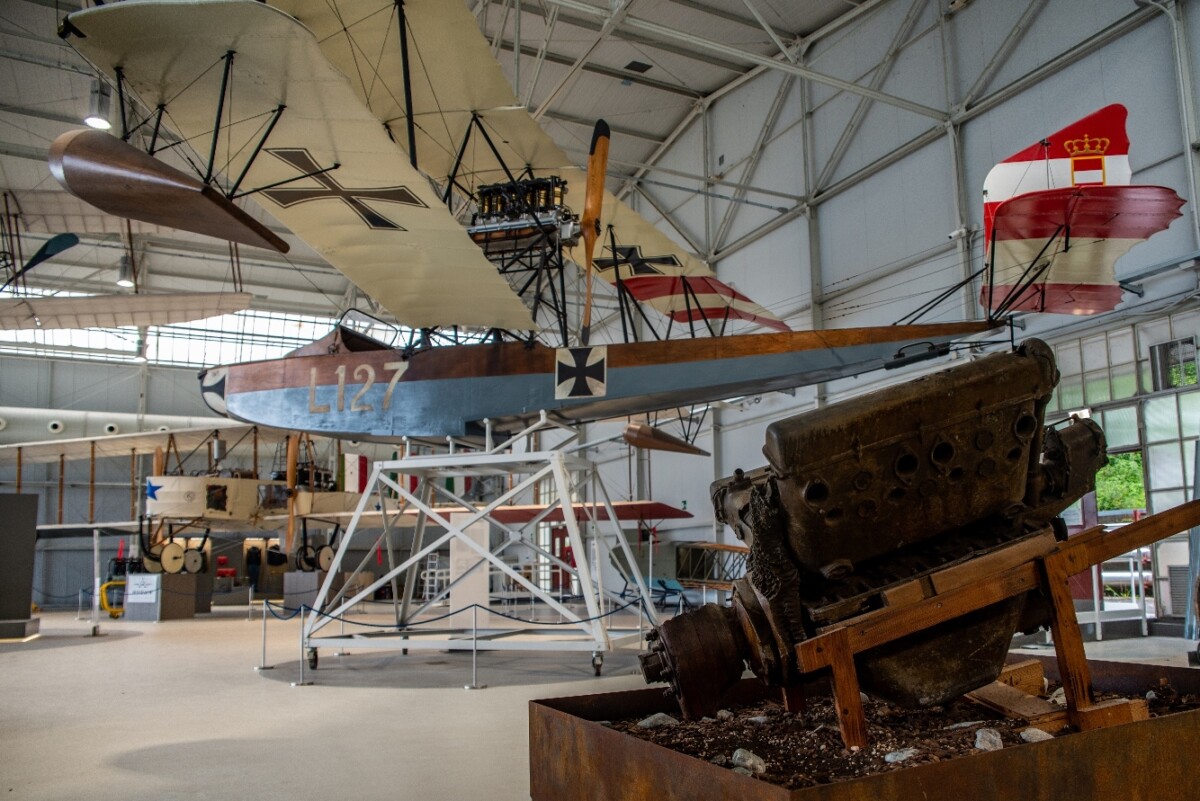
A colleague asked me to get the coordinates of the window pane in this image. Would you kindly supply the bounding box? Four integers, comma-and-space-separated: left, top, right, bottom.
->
1081, 334, 1108, 372
1100, 406, 1139, 449
1108, 328, 1135, 365
1171, 309, 1200, 342
1186, 440, 1197, 490
1150, 489, 1186, 512
1137, 319, 1172, 360
1056, 374, 1084, 410
1148, 442, 1185, 489
1110, 362, 1138, 399
1144, 395, 1180, 442
1056, 342, 1082, 376
1083, 370, 1111, 404
1181, 390, 1200, 439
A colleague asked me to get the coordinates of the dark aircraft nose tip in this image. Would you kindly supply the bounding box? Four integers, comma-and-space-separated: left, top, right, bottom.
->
199, 367, 228, 416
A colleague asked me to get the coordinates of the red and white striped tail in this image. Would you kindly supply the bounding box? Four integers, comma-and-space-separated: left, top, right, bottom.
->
980, 104, 1184, 315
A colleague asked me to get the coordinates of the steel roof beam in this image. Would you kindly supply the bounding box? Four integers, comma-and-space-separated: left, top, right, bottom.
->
541, 0, 948, 121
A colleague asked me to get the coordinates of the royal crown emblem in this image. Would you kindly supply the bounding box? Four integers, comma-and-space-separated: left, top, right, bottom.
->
1063, 133, 1110, 157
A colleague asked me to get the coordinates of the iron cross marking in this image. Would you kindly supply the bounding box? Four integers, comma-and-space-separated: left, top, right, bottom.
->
593, 246, 682, 276
260, 148, 427, 230
555, 346, 607, 399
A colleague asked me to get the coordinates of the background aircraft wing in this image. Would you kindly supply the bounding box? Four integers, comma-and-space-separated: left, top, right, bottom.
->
64, 0, 535, 331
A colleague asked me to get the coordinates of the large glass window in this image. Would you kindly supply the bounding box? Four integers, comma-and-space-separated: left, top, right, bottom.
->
0, 287, 339, 367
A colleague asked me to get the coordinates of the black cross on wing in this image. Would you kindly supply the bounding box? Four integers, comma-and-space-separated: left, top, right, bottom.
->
593, 246, 682, 276
555, 346, 607, 399
260, 148, 427, 230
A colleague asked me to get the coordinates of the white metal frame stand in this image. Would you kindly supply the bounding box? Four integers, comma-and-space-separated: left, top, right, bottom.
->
300, 418, 659, 673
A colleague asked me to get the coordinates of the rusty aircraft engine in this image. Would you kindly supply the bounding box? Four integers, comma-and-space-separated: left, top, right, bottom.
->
639, 339, 1107, 718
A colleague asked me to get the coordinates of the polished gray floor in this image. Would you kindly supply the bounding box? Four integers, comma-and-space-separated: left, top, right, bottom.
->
1, 608, 1196, 800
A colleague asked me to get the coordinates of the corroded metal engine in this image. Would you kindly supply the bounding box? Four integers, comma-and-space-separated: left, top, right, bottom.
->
639, 339, 1107, 718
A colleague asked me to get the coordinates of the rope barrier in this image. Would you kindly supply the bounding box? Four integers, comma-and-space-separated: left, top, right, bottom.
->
298, 596, 650, 630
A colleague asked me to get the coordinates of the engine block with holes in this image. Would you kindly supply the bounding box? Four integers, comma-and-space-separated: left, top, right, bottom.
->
639, 339, 1108, 719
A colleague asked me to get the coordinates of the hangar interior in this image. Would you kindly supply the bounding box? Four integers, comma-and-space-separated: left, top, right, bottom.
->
1, 0, 1199, 799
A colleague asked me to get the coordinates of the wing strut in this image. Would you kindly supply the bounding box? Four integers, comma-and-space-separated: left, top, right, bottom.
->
395, 0, 418, 170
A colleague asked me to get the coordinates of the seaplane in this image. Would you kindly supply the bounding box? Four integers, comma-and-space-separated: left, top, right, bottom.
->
48, 1, 1183, 445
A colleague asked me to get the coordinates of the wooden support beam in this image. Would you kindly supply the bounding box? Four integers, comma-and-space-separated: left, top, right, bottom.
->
798, 562, 1039, 672
285, 432, 300, 554
997, 658, 1045, 696
965, 681, 1067, 733
1044, 550, 1095, 713
16, 445, 22, 493
824, 628, 868, 750
1058, 499, 1200, 572
782, 684, 806, 715
929, 531, 1057, 594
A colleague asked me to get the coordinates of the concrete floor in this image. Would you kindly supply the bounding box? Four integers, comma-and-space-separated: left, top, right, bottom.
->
0, 607, 650, 801
1, 608, 1197, 800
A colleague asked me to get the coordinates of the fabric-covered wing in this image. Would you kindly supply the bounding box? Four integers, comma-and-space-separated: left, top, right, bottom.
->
0, 292, 252, 330
272, 0, 788, 332
986, 186, 1184, 314
65, 0, 533, 331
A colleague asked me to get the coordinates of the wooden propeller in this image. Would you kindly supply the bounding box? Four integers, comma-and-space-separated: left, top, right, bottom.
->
579, 119, 610, 346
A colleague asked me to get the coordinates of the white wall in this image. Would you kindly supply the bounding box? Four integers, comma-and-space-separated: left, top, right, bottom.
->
635, 0, 1200, 544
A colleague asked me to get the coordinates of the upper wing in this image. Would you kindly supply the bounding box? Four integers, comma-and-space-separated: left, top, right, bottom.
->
272, 0, 788, 332
980, 104, 1185, 315
63, 0, 534, 331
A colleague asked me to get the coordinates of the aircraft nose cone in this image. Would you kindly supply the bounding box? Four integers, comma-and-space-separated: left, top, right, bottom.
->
199, 367, 228, 416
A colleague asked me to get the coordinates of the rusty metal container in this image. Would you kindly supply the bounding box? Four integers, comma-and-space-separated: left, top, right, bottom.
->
530, 659, 1200, 801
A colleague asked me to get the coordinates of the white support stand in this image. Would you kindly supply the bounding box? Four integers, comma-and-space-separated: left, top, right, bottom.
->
301, 430, 658, 672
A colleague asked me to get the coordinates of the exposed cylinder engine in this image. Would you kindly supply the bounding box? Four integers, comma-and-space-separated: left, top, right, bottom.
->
639, 339, 1107, 718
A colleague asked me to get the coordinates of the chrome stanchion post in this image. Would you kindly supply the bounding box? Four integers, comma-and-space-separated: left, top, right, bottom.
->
464, 604, 487, 690
293, 606, 313, 686
255, 599, 274, 671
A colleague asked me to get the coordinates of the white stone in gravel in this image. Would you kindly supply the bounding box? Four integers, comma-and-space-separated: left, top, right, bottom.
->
1048, 687, 1067, 706
884, 747, 920, 763
716, 709, 734, 721
731, 767, 753, 777
942, 720, 985, 730
974, 728, 1004, 751
710, 755, 728, 766
732, 748, 767, 775
637, 712, 679, 728
1146, 690, 1158, 701
1020, 728, 1054, 743
747, 715, 770, 725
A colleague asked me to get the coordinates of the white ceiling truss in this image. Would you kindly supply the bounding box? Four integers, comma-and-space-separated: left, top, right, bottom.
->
1, 0, 1195, 349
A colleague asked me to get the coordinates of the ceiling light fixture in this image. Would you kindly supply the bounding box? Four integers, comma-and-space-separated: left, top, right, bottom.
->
84, 79, 112, 130
116, 254, 135, 288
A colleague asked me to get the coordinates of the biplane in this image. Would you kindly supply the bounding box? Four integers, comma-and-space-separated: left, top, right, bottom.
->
47, 1, 1180, 443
